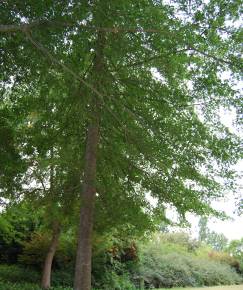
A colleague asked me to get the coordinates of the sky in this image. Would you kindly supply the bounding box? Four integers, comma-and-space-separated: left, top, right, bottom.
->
149, 71, 243, 241
184, 112, 242, 241
208, 110, 242, 240
189, 195, 243, 241
165, 190, 243, 241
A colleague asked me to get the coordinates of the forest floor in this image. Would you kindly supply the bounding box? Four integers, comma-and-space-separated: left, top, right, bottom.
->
159, 285, 243, 290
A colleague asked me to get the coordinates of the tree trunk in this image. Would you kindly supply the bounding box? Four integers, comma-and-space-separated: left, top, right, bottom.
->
74, 123, 99, 290
74, 32, 105, 290
41, 221, 61, 289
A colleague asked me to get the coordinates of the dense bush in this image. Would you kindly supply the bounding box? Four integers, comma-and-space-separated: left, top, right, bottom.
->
208, 250, 240, 271
139, 252, 242, 288
94, 271, 136, 290
1, 231, 242, 289
91, 233, 139, 289
0, 264, 73, 287
0, 282, 41, 290
134, 233, 242, 288
0, 281, 100, 290
0, 264, 40, 284
0, 203, 42, 264
19, 232, 75, 269
0, 281, 72, 290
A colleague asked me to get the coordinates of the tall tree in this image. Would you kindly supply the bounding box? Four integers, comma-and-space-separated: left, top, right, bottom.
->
1, 1, 242, 290
1, 75, 83, 288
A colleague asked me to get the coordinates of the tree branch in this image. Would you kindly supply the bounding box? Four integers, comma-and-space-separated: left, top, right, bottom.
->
122, 48, 190, 68
24, 31, 124, 132
0, 20, 60, 33
0, 19, 167, 34
24, 31, 105, 101
190, 47, 232, 66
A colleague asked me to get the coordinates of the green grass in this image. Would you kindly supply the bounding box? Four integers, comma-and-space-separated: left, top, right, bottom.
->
0, 281, 242, 290
159, 285, 243, 290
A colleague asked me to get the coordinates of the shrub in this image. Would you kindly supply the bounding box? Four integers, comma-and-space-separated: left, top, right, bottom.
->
208, 250, 240, 271
51, 269, 73, 287
0, 281, 41, 290
94, 271, 136, 290
186, 256, 242, 286
0, 264, 40, 284
0, 264, 73, 287
19, 232, 75, 269
138, 249, 242, 288
18, 233, 49, 268
0, 281, 72, 290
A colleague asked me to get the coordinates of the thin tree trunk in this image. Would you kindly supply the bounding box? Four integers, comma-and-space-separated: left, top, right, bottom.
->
41, 221, 61, 289
74, 32, 105, 290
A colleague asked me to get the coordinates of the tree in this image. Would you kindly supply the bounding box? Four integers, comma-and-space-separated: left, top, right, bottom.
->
1, 76, 83, 288
227, 238, 243, 272
199, 217, 209, 243
207, 232, 228, 251
199, 217, 228, 251
1, 1, 242, 290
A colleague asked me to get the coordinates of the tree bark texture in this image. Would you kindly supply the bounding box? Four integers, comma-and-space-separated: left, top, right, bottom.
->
74, 123, 99, 290
74, 32, 105, 290
41, 221, 61, 289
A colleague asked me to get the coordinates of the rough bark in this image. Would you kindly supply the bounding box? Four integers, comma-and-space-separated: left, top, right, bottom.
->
74, 123, 99, 290
41, 221, 61, 289
74, 32, 105, 290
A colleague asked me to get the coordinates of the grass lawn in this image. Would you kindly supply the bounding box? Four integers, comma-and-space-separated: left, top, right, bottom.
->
159, 285, 243, 290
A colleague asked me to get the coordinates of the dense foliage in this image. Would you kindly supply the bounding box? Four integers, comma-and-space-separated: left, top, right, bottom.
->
0, 281, 72, 290
0, 218, 242, 289
0, 1, 242, 289
136, 233, 242, 288
1, 0, 242, 230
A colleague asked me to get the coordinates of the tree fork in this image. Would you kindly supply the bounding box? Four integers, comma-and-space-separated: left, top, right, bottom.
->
74, 32, 105, 290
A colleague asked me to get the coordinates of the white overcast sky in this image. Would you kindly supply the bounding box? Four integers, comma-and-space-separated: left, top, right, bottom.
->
204, 111, 243, 241
150, 68, 243, 241
173, 111, 243, 241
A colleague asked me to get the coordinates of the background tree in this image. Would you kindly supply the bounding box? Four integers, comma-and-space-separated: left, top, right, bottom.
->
0, 201, 41, 264
227, 238, 243, 273
199, 217, 228, 251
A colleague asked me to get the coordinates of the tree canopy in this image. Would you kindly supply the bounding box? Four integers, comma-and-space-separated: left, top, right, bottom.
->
0, 1, 242, 289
